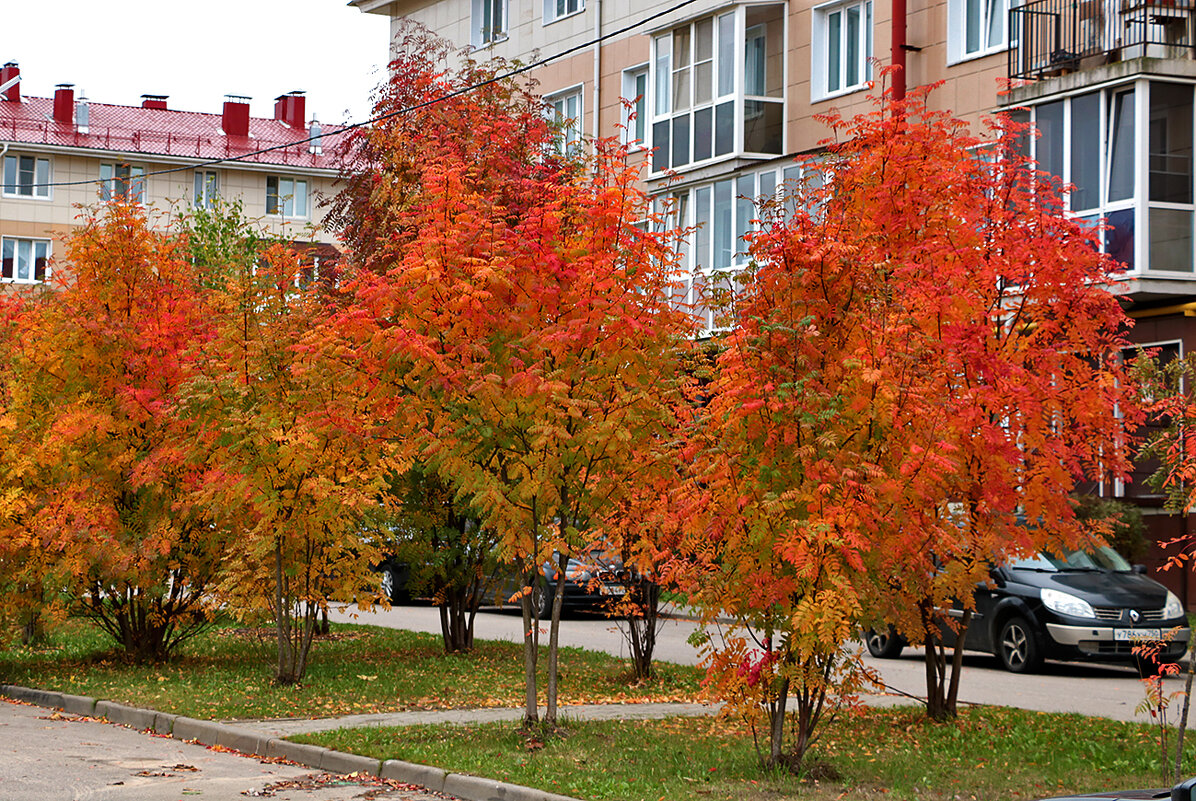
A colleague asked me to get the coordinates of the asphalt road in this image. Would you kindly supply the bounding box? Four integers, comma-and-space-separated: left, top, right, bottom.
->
332, 602, 1185, 725
0, 700, 448, 801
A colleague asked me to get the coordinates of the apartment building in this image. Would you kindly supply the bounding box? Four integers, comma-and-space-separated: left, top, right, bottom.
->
352, 0, 1196, 598
0, 62, 342, 287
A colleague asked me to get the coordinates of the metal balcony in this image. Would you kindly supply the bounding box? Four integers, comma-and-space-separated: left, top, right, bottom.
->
1010, 0, 1195, 81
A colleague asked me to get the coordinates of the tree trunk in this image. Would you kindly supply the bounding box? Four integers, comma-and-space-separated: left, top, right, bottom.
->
620, 576, 660, 681
545, 551, 569, 725
768, 676, 790, 767
1175, 636, 1195, 783
944, 609, 972, 718
521, 565, 540, 725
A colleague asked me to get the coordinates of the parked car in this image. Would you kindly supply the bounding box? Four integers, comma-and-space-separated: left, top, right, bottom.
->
1037, 776, 1196, 799
491, 547, 638, 617
867, 545, 1190, 673
375, 547, 639, 617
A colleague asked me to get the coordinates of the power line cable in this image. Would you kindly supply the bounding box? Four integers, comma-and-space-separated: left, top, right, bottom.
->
16, 0, 702, 191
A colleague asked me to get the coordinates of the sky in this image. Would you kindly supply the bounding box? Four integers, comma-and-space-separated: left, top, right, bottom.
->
4, 0, 390, 125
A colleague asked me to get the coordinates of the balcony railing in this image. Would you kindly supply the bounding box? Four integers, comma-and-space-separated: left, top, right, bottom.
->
1010, 0, 1195, 81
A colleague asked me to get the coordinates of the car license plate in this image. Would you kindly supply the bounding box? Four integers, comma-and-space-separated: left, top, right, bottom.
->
606, 586, 627, 596
1114, 628, 1163, 642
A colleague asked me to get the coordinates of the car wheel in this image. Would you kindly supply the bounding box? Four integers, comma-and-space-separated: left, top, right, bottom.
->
380, 565, 396, 602
998, 617, 1042, 673
533, 581, 554, 619
866, 627, 904, 659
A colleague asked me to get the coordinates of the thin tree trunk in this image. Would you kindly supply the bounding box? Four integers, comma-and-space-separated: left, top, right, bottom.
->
769, 676, 790, 767
545, 551, 569, 725
945, 610, 973, 718
521, 564, 539, 725
1175, 637, 1196, 782
274, 538, 292, 684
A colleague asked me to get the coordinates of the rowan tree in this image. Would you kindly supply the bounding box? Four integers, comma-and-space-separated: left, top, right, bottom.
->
0, 203, 223, 661
332, 28, 695, 725
174, 203, 390, 685
669, 85, 1141, 771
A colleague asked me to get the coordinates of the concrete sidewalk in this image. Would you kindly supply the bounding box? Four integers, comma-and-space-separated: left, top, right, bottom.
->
236, 700, 721, 737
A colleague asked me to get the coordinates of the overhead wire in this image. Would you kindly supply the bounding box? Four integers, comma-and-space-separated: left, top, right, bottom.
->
15, 0, 703, 191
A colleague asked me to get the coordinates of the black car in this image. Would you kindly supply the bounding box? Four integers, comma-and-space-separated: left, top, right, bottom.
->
867, 546, 1190, 673
1038, 777, 1196, 799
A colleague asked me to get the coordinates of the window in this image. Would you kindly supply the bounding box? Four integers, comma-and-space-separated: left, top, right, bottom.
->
472, 0, 507, 47
621, 66, 649, 147
2, 155, 51, 199
544, 0, 582, 24
1019, 81, 1196, 276
266, 176, 309, 218
547, 88, 584, 154
649, 5, 785, 174
1, 238, 50, 284
100, 163, 145, 203
661, 164, 809, 333
194, 171, 219, 209
813, 0, 873, 100
948, 0, 1010, 63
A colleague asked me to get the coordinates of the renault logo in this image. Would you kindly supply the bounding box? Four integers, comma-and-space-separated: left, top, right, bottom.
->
1130, 609, 1141, 623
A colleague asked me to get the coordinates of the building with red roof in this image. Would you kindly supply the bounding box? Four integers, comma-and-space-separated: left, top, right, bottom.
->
1, 61, 343, 285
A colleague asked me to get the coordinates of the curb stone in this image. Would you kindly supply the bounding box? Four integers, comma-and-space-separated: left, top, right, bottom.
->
0, 684, 587, 801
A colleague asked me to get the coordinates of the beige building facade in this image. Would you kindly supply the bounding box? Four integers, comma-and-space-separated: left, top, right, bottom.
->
0, 62, 341, 286
353, 0, 1196, 602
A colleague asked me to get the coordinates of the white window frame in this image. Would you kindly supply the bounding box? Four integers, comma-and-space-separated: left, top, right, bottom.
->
194, 170, 219, 209
546, 85, 585, 154
621, 64, 649, 148
2, 154, 52, 200
472, 0, 508, 47
266, 175, 310, 219
100, 163, 146, 203
811, 0, 873, 102
947, 0, 1011, 64
544, 0, 583, 25
1, 237, 51, 284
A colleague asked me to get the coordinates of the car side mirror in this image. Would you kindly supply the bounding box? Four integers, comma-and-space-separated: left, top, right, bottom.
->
1173, 776, 1196, 801
1133, 564, 1147, 575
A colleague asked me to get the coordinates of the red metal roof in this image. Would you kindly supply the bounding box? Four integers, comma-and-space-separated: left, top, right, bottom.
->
0, 96, 343, 170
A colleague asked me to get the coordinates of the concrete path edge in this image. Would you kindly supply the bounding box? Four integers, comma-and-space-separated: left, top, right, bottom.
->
0, 683, 586, 801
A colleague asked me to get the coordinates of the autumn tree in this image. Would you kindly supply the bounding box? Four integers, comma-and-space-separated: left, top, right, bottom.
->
0, 203, 224, 661
332, 27, 694, 726
669, 85, 1140, 771
175, 203, 390, 685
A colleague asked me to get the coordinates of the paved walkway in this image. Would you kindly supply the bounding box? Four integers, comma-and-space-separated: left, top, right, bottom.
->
236, 701, 722, 737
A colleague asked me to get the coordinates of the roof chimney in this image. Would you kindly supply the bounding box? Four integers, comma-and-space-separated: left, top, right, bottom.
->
309, 118, 323, 155
141, 94, 168, 110
53, 84, 75, 126
76, 95, 90, 134
0, 62, 19, 103
274, 91, 306, 129
222, 94, 250, 137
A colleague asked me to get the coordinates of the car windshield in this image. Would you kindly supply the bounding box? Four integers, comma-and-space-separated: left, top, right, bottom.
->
1009, 545, 1132, 573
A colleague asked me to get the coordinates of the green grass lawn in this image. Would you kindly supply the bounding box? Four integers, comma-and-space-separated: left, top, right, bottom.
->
296, 705, 1194, 801
0, 619, 701, 720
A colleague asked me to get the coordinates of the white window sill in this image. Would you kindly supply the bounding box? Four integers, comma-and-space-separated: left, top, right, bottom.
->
947, 42, 1011, 66
2, 193, 52, 201
543, 8, 584, 25
812, 82, 871, 104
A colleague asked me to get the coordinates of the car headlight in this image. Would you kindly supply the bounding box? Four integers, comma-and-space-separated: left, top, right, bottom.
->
1041, 588, 1096, 619
1164, 591, 1185, 620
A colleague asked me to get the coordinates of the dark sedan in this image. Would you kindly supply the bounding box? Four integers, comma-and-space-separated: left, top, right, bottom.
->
868, 546, 1190, 673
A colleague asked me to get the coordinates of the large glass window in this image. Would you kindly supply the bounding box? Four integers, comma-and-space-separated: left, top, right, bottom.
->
662, 163, 810, 333
266, 176, 309, 218
547, 88, 584, 154
1, 238, 50, 284
100, 163, 145, 203
814, 0, 873, 99
650, 5, 785, 173
194, 171, 219, 209
2, 155, 51, 199
1022, 81, 1196, 274
948, 0, 1010, 63
472, 0, 507, 47
621, 66, 648, 146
